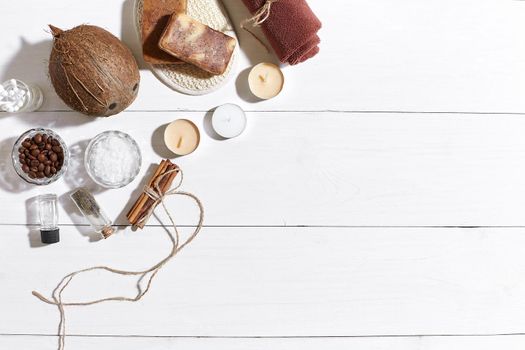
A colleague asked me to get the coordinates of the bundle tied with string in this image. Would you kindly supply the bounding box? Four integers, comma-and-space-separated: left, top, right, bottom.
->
32, 163, 204, 350
240, 0, 322, 64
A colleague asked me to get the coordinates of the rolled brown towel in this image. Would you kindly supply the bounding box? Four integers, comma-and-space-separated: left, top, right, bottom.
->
241, 0, 321, 65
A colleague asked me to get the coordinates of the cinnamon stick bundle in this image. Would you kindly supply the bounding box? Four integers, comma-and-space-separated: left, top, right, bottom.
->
127, 159, 179, 228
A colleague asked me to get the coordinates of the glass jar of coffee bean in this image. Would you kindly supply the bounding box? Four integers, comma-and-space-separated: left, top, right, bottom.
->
11, 128, 69, 185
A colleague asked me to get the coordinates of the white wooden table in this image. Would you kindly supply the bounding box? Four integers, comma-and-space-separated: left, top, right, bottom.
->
1, 0, 525, 349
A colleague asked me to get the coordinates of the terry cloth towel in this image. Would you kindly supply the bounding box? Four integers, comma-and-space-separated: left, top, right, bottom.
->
241, 0, 321, 65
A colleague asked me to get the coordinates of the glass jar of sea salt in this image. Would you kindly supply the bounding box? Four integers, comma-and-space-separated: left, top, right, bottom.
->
85, 131, 142, 188
0, 79, 43, 112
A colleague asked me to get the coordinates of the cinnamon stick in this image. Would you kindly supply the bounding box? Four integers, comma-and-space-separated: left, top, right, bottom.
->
135, 164, 179, 228
127, 160, 169, 224
136, 165, 179, 229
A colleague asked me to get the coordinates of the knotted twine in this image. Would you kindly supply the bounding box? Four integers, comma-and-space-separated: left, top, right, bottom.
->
240, 0, 278, 52
32, 168, 204, 350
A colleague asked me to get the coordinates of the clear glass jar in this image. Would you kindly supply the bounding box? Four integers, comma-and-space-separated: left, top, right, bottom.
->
70, 188, 114, 239
11, 128, 70, 185
0, 79, 43, 113
38, 193, 60, 244
85, 130, 142, 189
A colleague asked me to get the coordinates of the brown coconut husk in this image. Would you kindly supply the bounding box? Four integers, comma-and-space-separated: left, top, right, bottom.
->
48, 24, 140, 117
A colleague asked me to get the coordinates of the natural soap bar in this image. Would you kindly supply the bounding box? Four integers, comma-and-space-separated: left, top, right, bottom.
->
142, 0, 187, 64
159, 13, 236, 75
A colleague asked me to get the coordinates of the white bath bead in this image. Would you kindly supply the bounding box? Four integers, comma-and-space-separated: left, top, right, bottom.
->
9, 79, 16, 88
16, 100, 24, 108
0, 91, 7, 98
8, 91, 14, 97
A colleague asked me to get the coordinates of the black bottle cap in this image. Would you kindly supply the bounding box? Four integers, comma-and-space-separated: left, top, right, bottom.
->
41, 228, 60, 244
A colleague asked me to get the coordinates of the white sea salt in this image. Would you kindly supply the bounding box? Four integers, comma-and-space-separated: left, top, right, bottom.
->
87, 132, 141, 187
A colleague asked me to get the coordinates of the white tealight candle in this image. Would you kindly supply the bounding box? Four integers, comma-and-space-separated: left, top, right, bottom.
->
248, 62, 284, 100
164, 119, 201, 156
212, 103, 247, 138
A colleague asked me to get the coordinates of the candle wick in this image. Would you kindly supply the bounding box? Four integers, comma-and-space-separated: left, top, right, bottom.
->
258, 74, 266, 83
177, 137, 183, 148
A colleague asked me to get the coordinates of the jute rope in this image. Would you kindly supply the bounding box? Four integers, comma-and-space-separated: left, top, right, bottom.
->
240, 0, 278, 52
32, 168, 204, 350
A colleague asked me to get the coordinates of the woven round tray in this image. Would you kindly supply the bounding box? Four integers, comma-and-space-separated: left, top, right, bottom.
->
134, 0, 238, 95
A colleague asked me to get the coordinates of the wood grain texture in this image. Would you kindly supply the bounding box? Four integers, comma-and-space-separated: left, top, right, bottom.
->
0, 0, 523, 348
2, 226, 525, 336
0, 0, 523, 112
3, 334, 525, 350
1, 112, 525, 226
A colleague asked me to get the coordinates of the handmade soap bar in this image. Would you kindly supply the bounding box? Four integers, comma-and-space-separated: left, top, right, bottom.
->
142, 0, 187, 64
159, 13, 236, 75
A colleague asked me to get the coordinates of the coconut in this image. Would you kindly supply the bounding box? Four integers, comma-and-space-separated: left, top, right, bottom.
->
48, 24, 140, 117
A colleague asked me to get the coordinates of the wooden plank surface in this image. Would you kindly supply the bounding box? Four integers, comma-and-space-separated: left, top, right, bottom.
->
1, 112, 525, 226
0, 0, 524, 349
0, 0, 523, 112
2, 226, 525, 336
4, 334, 525, 350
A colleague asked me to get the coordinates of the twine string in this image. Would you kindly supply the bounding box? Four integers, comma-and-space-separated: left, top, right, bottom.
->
32, 168, 204, 350
240, 0, 278, 52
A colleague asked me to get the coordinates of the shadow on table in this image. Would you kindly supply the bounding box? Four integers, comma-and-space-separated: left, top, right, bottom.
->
0, 37, 95, 127
121, 0, 147, 70
25, 196, 48, 248
202, 109, 227, 141
0, 137, 32, 193
221, 0, 278, 66
114, 162, 158, 228
60, 140, 107, 242
0, 38, 50, 98
151, 124, 178, 159
59, 190, 104, 243
63, 140, 106, 194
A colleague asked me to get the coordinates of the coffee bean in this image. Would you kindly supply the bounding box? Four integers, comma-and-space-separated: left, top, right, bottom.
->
17, 131, 66, 180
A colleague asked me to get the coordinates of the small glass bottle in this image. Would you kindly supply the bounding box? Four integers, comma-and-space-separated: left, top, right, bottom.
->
0, 79, 43, 113
70, 188, 114, 239
38, 194, 60, 244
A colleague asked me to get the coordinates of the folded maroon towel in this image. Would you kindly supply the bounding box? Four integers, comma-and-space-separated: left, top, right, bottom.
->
241, 0, 321, 65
